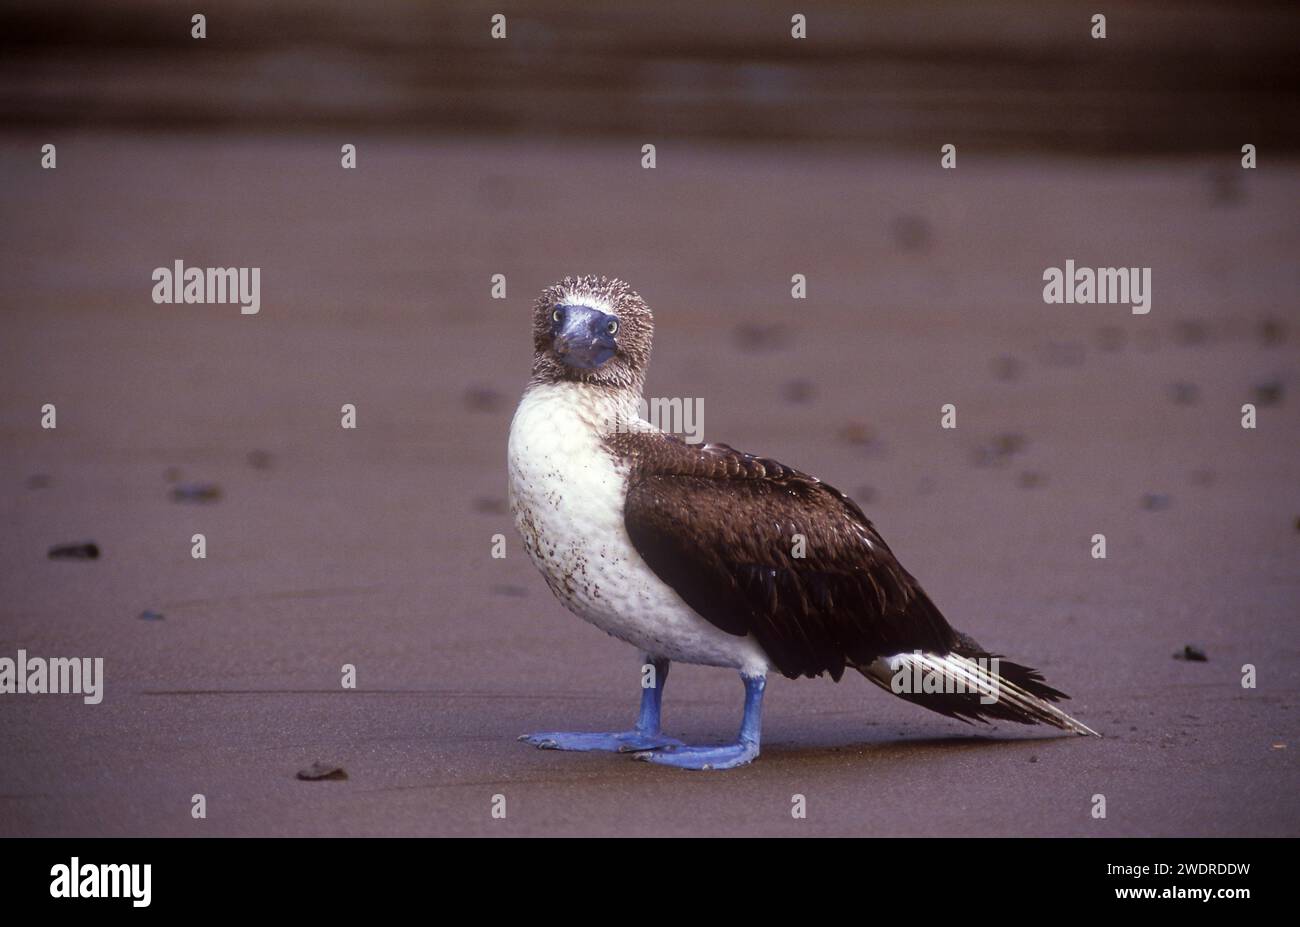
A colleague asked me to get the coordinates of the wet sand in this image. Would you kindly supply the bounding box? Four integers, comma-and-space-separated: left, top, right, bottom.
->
1, 134, 1297, 836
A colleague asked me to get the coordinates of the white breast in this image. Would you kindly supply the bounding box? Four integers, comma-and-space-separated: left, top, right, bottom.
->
506, 381, 768, 673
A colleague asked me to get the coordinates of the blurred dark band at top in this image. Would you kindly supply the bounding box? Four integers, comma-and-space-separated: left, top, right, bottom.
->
0, 0, 1296, 153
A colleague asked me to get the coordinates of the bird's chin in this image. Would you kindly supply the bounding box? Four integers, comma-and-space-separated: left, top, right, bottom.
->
555, 346, 616, 370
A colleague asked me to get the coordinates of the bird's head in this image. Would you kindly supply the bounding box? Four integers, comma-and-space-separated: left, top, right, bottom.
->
531, 275, 653, 393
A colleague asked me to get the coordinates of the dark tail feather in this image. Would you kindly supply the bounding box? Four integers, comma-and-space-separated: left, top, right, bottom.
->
857, 638, 1099, 736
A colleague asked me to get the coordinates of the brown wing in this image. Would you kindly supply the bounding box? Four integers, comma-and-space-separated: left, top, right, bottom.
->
616, 436, 958, 680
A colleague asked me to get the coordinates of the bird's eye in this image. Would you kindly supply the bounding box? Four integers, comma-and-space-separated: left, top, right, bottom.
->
606, 320, 619, 336
552, 308, 564, 323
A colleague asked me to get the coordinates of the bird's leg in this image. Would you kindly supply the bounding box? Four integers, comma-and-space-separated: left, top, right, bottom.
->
519, 655, 684, 753
635, 672, 765, 770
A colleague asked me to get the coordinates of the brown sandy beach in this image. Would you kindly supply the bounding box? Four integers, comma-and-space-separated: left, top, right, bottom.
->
1, 133, 1297, 836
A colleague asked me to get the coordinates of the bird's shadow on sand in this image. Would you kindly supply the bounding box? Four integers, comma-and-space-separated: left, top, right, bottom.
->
754, 730, 1083, 768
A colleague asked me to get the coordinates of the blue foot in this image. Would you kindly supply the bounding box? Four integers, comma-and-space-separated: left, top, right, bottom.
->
633, 740, 759, 770
519, 731, 684, 753
633, 673, 766, 770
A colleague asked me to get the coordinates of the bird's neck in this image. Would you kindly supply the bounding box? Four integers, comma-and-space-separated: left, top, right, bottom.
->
522, 379, 646, 439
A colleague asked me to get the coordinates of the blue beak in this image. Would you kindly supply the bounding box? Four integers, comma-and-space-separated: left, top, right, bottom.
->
552, 304, 618, 369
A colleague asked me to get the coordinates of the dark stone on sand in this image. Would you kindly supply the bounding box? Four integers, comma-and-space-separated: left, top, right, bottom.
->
1173, 644, 1208, 662
1141, 493, 1171, 511
138, 610, 164, 621
171, 482, 222, 503
492, 584, 529, 598
297, 762, 348, 781
1017, 470, 1045, 489
780, 379, 816, 403
462, 385, 505, 413
473, 496, 508, 515
1168, 382, 1199, 405
994, 433, 1027, 455
1028, 755, 1038, 764
971, 432, 1027, 468
1252, 380, 1283, 406
247, 449, 273, 470
836, 422, 879, 450
733, 322, 790, 352
26, 474, 51, 489
49, 541, 100, 560
991, 355, 1022, 382
1205, 165, 1244, 206
890, 214, 931, 252
1257, 319, 1286, 346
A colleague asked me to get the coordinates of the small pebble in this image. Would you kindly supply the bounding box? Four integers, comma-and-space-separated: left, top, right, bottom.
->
1168, 382, 1199, 405
171, 483, 222, 503
991, 355, 1022, 382
1141, 493, 1171, 511
462, 385, 505, 413
971, 433, 1027, 468
733, 322, 790, 352
1206, 165, 1243, 206
138, 610, 165, 622
1252, 380, 1283, 406
48, 542, 100, 560
1173, 644, 1208, 662
837, 422, 877, 448
994, 433, 1027, 455
247, 449, 273, 470
1017, 470, 1045, 489
25, 474, 51, 490
1190, 469, 1216, 487
1257, 319, 1286, 346
473, 496, 508, 515
491, 584, 529, 598
1028, 755, 1038, 764
890, 215, 932, 252
780, 379, 816, 404
296, 762, 348, 781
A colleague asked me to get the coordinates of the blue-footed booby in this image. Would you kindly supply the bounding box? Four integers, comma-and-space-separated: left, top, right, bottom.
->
508, 275, 1097, 770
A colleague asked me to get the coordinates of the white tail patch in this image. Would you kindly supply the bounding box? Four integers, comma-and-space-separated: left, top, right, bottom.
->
864, 651, 1099, 736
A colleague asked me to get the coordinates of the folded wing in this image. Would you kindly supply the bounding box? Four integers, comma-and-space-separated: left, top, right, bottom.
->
617, 436, 959, 680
